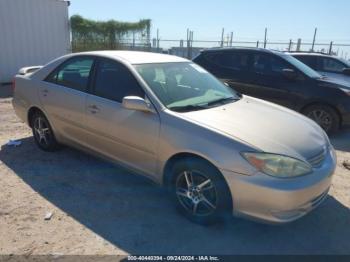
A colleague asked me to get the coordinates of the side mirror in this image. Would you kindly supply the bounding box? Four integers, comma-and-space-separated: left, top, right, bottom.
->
282, 68, 298, 80
342, 68, 350, 76
122, 96, 153, 113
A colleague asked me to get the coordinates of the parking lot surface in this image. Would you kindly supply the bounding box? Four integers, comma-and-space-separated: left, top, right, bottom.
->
0, 97, 350, 255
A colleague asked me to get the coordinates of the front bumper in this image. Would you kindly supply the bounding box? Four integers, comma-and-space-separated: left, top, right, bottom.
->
339, 99, 350, 126
220, 147, 336, 224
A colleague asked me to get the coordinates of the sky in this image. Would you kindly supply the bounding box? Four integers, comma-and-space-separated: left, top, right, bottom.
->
69, 0, 350, 57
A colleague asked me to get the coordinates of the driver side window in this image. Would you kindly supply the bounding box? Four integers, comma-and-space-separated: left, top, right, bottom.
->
93, 58, 144, 103
252, 54, 289, 76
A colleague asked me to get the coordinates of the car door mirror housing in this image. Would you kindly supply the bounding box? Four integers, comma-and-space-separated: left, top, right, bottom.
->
282, 68, 298, 80
342, 68, 350, 76
122, 96, 153, 113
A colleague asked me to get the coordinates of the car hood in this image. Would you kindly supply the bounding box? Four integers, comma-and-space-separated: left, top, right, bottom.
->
316, 76, 350, 90
181, 96, 327, 161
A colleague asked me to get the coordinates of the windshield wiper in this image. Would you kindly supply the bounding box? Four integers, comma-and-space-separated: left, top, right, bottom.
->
206, 96, 239, 107
168, 104, 208, 112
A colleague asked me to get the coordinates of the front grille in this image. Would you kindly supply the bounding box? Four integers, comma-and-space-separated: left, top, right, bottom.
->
308, 148, 327, 168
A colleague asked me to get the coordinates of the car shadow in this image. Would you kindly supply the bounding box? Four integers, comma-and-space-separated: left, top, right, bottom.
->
330, 128, 350, 152
0, 83, 13, 98
1, 136, 350, 255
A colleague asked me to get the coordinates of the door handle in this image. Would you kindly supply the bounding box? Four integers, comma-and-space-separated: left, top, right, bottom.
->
42, 89, 49, 96
88, 104, 100, 114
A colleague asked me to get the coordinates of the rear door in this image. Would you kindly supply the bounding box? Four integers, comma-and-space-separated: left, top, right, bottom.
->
40, 56, 95, 145
198, 51, 254, 93
84, 58, 160, 177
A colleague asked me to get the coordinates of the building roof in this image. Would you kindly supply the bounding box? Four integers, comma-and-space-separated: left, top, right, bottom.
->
78, 50, 189, 64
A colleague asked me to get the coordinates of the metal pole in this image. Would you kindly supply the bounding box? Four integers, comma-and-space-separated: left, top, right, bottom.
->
189, 31, 194, 59
256, 41, 259, 48
156, 28, 160, 52
221, 28, 225, 48
288, 39, 292, 51
263, 28, 267, 48
187, 28, 190, 59
329, 41, 333, 55
296, 38, 302, 51
230, 32, 233, 47
311, 28, 317, 52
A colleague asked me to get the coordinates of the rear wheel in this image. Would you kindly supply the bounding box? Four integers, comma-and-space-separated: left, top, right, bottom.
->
302, 104, 340, 134
31, 112, 60, 151
169, 158, 232, 225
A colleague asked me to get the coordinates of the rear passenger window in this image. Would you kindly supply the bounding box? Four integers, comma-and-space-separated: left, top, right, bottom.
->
295, 56, 317, 69
93, 59, 144, 103
205, 52, 249, 71
46, 57, 94, 92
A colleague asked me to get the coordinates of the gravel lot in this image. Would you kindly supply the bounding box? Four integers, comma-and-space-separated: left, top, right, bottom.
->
0, 97, 350, 255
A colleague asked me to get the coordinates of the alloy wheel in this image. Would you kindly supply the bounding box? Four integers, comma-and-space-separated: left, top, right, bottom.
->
175, 170, 217, 217
307, 109, 332, 132
33, 116, 52, 147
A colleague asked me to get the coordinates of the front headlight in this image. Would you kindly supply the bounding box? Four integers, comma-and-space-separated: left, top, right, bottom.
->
242, 152, 312, 178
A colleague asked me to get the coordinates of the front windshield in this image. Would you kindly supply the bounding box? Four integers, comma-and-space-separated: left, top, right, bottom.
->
281, 54, 322, 79
339, 57, 350, 67
135, 62, 239, 112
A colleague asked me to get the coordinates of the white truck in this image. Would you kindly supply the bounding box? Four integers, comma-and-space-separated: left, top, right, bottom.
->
0, 0, 70, 85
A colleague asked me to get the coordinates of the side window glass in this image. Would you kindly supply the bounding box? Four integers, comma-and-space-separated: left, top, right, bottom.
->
252, 55, 290, 76
296, 56, 316, 69
270, 57, 290, 74
205, 53, 249, 71
320, 58, 345, 73
252, 54, 270, 74
48, 57, 94, 92
93, 59, 144, 103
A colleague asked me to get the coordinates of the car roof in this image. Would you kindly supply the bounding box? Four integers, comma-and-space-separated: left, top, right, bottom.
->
286, 52, 331, 57
71, 50, 189, 64
200, 47, 284, 55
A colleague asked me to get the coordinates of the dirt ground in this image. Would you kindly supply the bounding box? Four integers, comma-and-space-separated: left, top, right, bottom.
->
0, 97, 350, 255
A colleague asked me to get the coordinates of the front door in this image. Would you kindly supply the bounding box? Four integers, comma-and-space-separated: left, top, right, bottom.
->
249, 53, 302, 109
84, 58, 160, 177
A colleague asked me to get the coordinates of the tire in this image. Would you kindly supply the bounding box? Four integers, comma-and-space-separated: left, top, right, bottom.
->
302, 104, 340, 134
169, 157, 232, 225
31, 111, 60, 152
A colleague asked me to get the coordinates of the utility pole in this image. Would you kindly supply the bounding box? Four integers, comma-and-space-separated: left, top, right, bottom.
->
263, 28, 267, 48
230, 32, 233, 47
311, 27, 317, 52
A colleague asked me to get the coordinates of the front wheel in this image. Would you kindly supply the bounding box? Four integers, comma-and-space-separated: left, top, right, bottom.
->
170, 158, 232, 225
302, 105, 340, 134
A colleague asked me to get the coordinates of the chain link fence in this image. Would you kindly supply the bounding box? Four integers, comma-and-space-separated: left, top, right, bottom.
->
72, 37, 350, 60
